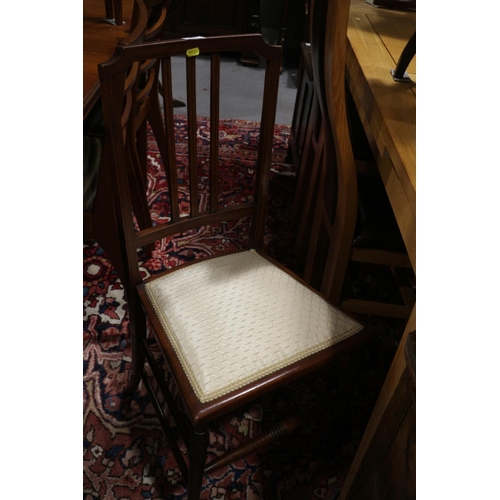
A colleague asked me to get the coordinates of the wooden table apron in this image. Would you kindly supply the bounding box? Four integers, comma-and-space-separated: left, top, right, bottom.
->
83, 0, 137, 119
345, 0, 416, 272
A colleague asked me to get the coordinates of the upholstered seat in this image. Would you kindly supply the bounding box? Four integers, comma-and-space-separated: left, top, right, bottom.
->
143, 250, 363, 403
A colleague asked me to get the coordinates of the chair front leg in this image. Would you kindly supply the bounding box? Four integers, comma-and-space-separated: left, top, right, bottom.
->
123, 294, 146, 400
188, 428, 209, 500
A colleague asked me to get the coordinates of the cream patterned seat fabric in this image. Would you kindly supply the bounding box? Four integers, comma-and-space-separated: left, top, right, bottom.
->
144, 250, 363, 403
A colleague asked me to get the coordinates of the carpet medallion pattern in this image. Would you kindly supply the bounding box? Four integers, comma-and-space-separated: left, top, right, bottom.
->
84, 117, 404, 499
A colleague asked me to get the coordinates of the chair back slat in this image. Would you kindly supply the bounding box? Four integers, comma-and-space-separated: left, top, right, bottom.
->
124, 77, 154, 233
122, 62, 141, 132
209, 53, 220, 213
186, 56, 199, 217
250, 55, 282, 247
160, 57, 181, 222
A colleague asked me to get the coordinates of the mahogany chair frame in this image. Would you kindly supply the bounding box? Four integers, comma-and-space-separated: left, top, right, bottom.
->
84, 0, 169, 283
296, 0, 414, 319
300, 0, 358, 304
98, 30, 372, 499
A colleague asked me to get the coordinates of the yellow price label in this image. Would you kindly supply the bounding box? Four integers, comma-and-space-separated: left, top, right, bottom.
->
186, 47, 200, 57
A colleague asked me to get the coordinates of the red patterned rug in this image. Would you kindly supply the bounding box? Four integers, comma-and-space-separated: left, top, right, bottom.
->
83, 117, 404, 500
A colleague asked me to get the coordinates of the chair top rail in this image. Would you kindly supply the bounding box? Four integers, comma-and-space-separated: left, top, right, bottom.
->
99, 34, 282, 79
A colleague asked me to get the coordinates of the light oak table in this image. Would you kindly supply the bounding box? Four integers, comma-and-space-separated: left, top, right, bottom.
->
340, 2, 416, 498
83, 0, 138, 119
345, 0, 416, 272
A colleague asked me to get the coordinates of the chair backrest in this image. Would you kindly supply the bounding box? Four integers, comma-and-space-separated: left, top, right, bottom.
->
303, 0, 358, 303
98, 35, 282, 296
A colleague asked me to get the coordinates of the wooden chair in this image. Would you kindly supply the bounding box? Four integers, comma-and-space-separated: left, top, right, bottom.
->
294, 0, 414, 319
84, 0, 168, 283
98, 32, 372, 499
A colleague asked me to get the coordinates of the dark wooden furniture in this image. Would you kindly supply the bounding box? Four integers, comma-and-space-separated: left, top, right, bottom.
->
164, 0, 306, 64
84, 0, 147, 119
289, 42, 314, 167
165, 0, 254, 37
84, 0, 167, 282
365, 0, 416, 9
292, 0, 357, 307
290, 0, 415, 319
98, 32, 371, 499
290, 40, 323, 268
339, 310, 416, 499
166, 0, 255, 69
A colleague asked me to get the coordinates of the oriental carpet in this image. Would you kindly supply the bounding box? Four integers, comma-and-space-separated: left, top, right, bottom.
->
83, 117, 405, 500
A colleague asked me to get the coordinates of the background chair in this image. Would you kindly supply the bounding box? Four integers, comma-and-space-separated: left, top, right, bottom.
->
292, 0, 415, 319
84, 0, 168, 283
98, 29, 371, 499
